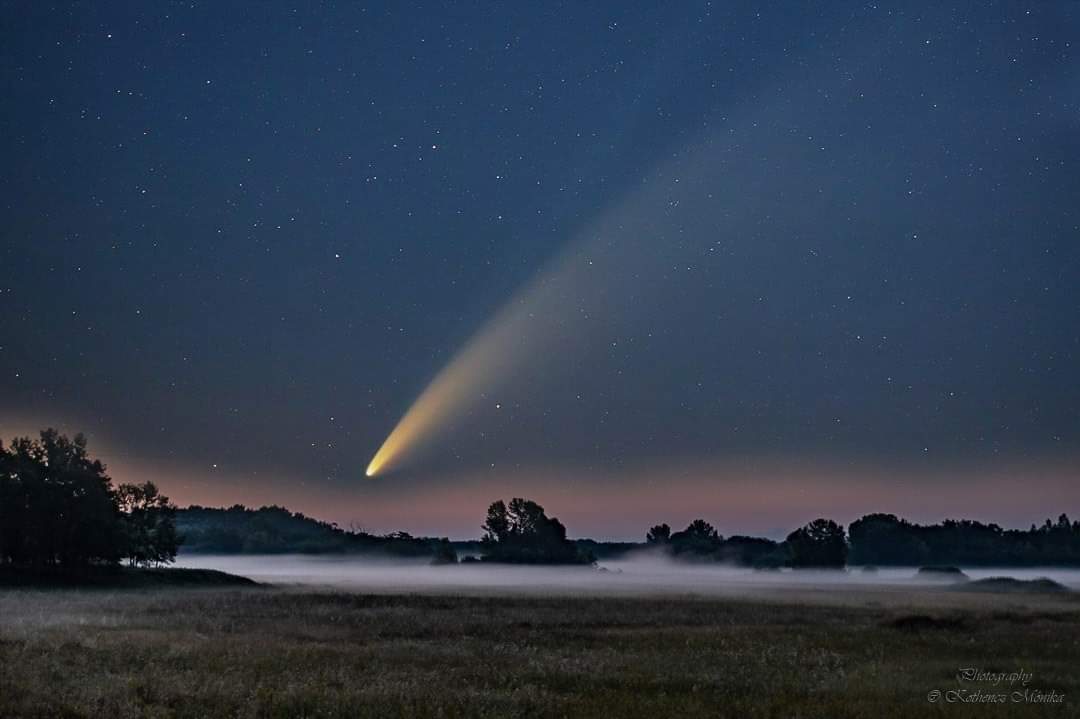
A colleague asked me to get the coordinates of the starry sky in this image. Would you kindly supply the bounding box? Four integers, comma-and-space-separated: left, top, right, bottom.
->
2, 2, 1078, 539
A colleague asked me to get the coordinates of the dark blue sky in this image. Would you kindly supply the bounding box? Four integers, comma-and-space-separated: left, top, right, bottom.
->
2, 2, 1078, 535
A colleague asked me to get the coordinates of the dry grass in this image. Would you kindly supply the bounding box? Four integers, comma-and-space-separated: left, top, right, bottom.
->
0, 586, 1078, 717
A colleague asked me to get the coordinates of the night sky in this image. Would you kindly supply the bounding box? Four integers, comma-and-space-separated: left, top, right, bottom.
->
2, 2, 1078, 539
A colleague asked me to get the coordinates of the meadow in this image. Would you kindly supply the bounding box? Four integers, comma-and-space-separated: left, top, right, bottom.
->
1, 577, 1078, 718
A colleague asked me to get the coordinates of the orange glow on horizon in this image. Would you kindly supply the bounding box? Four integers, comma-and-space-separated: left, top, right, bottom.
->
234, 454, 1080, 540
8, 415, 1079, 541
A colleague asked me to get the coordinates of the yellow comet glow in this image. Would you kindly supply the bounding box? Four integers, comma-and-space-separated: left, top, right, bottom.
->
365, 91, 802, 477
365, 262, 577, 477
365, 140, 730, 476
364, 175, 679, 478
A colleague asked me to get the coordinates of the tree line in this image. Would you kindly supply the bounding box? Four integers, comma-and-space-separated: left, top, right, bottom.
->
848, 512, 1080, 567
0, 429, 179, 568
179, 504, 456, 560
644, 513, 1080, 568
180, 499, 1080, 568
643, 518, 842, 568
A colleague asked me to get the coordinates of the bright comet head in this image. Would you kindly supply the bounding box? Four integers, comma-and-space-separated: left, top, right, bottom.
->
363, 294, 535, 478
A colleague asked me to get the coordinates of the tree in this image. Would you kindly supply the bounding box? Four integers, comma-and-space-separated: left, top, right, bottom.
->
646, 523, 671, 544
0, 440, 17, 565
0, 429, 179, 569
786, 518, 848, 568
668, 519, 723, 557
683, 519, 719, 540
482, 500, 511, 543
0, 429, 121, 567
848, 513, 929, 566
117, 481, 180, 566
480, 497, 592, 564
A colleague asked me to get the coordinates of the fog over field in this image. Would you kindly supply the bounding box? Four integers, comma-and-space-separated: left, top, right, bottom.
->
174, 553, 1080, 597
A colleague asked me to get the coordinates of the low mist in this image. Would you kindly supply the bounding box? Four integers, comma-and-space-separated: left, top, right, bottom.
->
174, 553, 1080, 598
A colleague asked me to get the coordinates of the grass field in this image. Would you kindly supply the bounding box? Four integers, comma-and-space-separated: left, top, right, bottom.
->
1, 583, 1078, 718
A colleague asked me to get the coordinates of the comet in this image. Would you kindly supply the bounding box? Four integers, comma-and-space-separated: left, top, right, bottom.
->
364, 257, 582, 477
363, 186, 675, 478
364, 90, 803, 477
364, 139, 731, 476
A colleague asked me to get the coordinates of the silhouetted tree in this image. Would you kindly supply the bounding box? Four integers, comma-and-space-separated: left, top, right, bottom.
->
669, 519, 723, 557
786, 518, 848, 568
117, 482, 180, 566
0, 429, 183, 570
0, 429, 121, 566
480, 498, 592, 564
482, 500, 511, 542
646, 523, 671, 544
848, 513, 927, 565
0, 440, 17, 565
684, 519, 719, 539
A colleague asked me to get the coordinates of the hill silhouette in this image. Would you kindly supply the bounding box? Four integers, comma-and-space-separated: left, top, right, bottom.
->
178, 505, 451, 559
